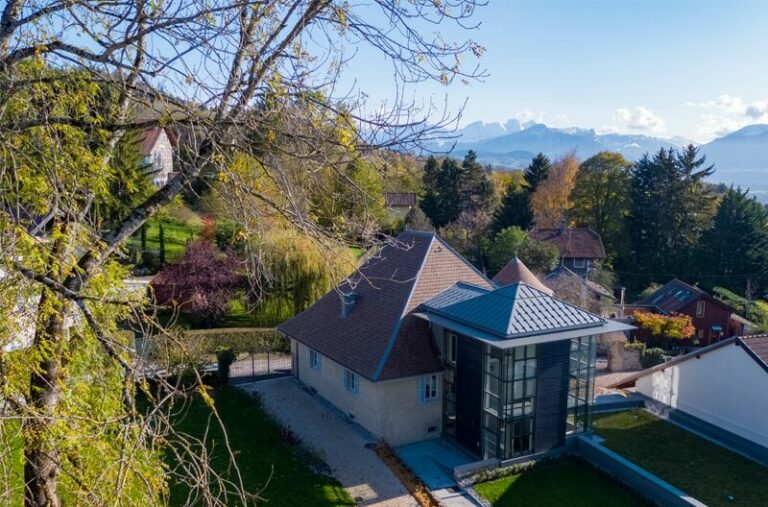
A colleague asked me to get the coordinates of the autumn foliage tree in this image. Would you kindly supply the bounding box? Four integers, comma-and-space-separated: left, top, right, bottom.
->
531, 153, 579, 228
152, 241, 243, 325
633, 311, 695, 344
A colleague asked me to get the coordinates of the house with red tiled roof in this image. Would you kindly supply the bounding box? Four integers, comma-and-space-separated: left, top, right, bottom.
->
609, 334, 768, 460
530, 227, 606, 276
278, 230, 633, 459
139, 127, 177, 186
492, 256, 553, 295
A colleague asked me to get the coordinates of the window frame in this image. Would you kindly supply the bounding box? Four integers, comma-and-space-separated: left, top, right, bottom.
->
573, 258, 586, 269
696, 300, 706, 318
446, 332, 458, 365
343, 369, 359, 396
308, 348, 320, 371
419, 373, 440, 404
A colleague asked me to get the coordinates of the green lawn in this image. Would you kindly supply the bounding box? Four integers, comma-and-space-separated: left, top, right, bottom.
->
166, 386, 353, 507
474, 457, 649, 507
593, 410, 768, 507
129, 218, 202, 262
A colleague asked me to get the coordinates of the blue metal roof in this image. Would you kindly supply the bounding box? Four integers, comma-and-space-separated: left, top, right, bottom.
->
419, 282, 605, 340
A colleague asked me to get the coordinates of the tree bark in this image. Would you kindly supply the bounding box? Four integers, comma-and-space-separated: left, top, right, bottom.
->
22, 290, 68, 507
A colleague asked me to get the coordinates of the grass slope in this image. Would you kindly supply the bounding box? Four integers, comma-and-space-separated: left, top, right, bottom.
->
167, 386, 353, 507
593, 410, 768, 507
474, 457, 649, 507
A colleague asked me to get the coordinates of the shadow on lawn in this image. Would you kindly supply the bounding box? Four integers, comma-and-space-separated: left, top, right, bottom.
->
478, 457, 650, 507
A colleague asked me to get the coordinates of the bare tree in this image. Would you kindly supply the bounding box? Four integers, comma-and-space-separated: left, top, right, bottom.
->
0, 1, 486, 505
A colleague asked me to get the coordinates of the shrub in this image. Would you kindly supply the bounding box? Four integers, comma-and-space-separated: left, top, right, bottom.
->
624, 341, 646, 351
216, 347, 237, 384
640, 347, 666, 368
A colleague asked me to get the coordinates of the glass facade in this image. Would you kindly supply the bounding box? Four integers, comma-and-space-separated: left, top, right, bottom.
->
567, 336, 597, 433
481, 344, 537, 460
442, 365, 456, 437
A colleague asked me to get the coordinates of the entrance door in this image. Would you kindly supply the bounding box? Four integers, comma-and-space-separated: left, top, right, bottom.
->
455, 335, 483, 456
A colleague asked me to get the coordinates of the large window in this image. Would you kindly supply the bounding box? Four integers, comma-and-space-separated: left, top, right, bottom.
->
442, 368, 456, 437
481, 344, 537, 460
567, 336, 596, 434
446, 332, 457, 364
343, 369, 359, 396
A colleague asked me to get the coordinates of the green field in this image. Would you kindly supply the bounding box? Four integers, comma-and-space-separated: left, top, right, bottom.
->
474, 457, 649, 507
593, 410, 768, 507
129, 218, 202, 263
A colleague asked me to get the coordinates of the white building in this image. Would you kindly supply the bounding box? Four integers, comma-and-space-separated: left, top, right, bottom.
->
611, 335, 768, 450
140, 127, 176, 186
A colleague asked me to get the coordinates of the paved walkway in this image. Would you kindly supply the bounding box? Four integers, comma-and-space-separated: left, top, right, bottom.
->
239, 377, 418, 507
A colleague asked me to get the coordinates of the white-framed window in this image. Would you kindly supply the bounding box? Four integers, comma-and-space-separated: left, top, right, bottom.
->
696, 300, 706, 318
419, 374, 440, 404
573, 258, 586, 268
308, 348, 320, 370
343, 369, 359, 395
446, 332, 458, 365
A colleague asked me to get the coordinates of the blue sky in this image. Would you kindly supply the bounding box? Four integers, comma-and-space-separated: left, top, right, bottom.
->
341, 1, 768, 143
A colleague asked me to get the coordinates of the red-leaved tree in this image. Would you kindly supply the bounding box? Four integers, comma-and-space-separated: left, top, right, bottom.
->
152, 240, 243, 324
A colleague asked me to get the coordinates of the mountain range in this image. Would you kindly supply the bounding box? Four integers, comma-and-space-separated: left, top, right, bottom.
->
425, 121, 768, 200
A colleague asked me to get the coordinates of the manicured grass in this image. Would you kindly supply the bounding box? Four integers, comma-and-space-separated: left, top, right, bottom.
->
129, 218, 202, 262
166, 386, 353, 507
593, 410, 768, 507
474, 457, 649, 507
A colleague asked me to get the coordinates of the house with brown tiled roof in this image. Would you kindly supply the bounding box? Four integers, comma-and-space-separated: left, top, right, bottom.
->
530, 227, 606, 276
278, 230, 633, 460
632, 279, 752, 345
609, 334, 768, 461
384, 192, 418, 221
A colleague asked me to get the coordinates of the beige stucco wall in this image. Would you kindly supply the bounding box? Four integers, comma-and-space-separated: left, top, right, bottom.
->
292, 340, 443, 446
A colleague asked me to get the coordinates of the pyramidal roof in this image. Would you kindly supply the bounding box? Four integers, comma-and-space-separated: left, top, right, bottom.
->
492, 256, 554, 295
420, 282, 604, 339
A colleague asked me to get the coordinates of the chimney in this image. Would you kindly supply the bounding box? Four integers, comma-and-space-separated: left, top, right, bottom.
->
341, 292, 358, 319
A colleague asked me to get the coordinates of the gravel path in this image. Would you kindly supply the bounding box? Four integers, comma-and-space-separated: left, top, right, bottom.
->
239, 377, 418, 507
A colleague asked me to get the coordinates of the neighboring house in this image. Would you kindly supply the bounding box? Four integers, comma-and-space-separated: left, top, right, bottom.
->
384, 192, 417, 221
634, 279, 748, 345
278, 230, 632, 461
140, 127, 176, 186
544, 266, 614, 314
529, 227, 606, 276
492, 255, 553, 296
610, 335, 768, 452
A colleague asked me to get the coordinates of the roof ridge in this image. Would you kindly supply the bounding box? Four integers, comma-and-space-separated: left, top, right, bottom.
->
432, 233, 494, 285
371, 235, 435, 381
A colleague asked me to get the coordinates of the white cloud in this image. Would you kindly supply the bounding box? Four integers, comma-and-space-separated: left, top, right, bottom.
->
616, 106, 666, 134
688, 94, 768, 141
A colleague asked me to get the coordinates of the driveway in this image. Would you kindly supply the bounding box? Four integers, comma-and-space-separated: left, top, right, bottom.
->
239, 377, 418, 507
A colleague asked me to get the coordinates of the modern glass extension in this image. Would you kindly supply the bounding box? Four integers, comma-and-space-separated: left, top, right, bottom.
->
481, 344, 538, 460
567, 336, 597, 433
478, 336, 597, 460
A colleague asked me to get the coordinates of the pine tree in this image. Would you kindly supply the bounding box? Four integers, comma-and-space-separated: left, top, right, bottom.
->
460, 150, 495, 213
626, 146, 716, 289
492, 183, 533, 232
697, 187, 768, 294
524, 153, 551, 191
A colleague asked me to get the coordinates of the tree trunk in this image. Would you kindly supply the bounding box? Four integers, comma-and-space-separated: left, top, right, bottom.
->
23, 290, 68, 507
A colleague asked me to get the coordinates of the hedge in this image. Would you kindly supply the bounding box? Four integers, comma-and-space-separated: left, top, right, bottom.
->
183, 327, 290, 355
